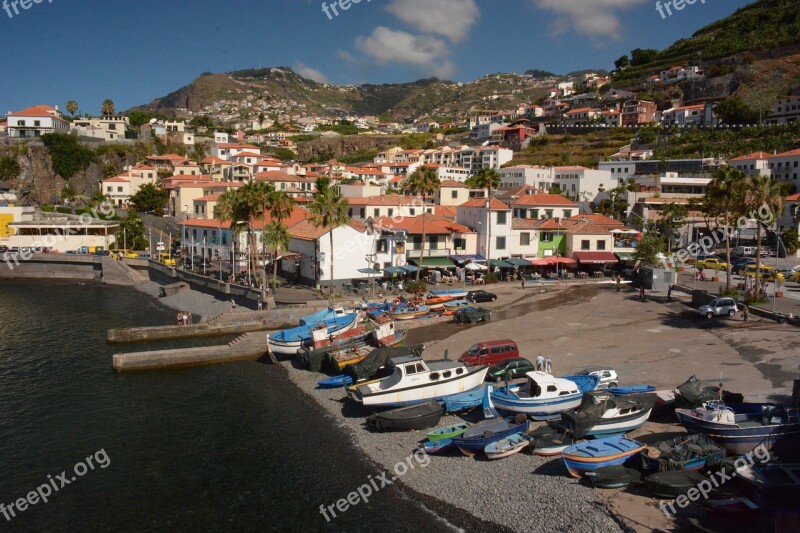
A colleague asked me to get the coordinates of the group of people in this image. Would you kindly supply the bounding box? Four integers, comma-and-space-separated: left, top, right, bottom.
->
535, 353, 552, 374
177, 311, 193, 325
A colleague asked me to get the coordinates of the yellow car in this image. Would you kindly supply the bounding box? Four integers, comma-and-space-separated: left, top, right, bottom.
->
790, 271, 800, 284
744, 264, 784, 282
696, 258, 729, 270
110, 249, 138, 259
159, 253, 176, 266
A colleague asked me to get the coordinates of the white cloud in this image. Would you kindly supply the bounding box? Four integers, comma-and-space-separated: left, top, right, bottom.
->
294, 62, 330, 84
354, 27, 455, 78
533, 0, 649, 39
385, 0, 479, 43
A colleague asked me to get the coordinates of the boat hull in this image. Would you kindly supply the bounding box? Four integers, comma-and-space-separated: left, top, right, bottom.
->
417, 438, 454, 455
317, 375, 353, 389
452, 420, 529, 457
352, 368, 488, 408
440, 387, 485, 413
427, 422, 469, 441
584, 409, 652, 437
367, 401, 444, 432
489, 374, 599, 420
268, 313, 359, 355
562, 436, 646, 478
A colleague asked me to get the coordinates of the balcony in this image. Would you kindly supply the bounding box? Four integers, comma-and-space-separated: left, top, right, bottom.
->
406, 248, 451, 258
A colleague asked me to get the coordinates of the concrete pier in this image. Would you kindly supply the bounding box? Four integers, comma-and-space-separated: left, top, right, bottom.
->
112, 332, 267, 371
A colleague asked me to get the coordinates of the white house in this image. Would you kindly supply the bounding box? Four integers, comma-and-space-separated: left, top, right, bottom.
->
456, 198, 513, 261
71, 115, 131, 141
766, 96, 800, 125
498, 165, 553, 189
661, 105, 706, 127
552, 167, 612, 203
7, 105, 69, 138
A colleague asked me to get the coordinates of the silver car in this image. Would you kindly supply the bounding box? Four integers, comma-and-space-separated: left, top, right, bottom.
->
698, 298, 738, 319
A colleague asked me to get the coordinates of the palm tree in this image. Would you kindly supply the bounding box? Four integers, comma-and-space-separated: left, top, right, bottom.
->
466, 168, 501, 271
402, 167, 441, 283
0, 155, 22, 182
308, 177, 351, 303
101, 99, 115, 116
267, 191, 295, 283
704, 166, 747, 292
262, 220, 291, 286
744, 175, 784, 298
215, 189, 249, 281
66, 100, 78, 116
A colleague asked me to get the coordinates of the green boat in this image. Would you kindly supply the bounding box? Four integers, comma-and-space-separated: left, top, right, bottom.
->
426, 421, 470, 441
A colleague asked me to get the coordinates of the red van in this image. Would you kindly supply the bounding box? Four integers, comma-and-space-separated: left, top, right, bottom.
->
458, 339, 520, 366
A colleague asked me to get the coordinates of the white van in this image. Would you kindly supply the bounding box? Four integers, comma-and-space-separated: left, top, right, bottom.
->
735, 246, 755, 256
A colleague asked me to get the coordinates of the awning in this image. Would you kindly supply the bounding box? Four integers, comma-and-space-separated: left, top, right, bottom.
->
530, 257, 553, 266
464, 262, 487, 271
573, 252, 619, 264
401, 265, 419, 272
614, 252, 636, 261
488, 259, 514, 269
357, 268, 381, 275
553, 257, 576, 265
382, 266, 406, 274
409, 257, 456, 269
450, 254, 486, 264
505, 257, 533, 267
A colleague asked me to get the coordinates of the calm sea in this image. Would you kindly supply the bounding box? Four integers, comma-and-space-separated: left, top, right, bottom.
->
0, 280, 455, 532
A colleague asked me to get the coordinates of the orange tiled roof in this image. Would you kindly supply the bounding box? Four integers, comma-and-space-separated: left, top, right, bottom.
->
458, 198, 510, 210
374, 214, 473, 235
512, 194, 578, 207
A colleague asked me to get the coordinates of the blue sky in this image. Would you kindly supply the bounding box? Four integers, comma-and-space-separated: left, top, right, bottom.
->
0, 0, 753, 114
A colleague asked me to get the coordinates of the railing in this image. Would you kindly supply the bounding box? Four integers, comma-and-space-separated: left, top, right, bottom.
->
405, 248, 451, 258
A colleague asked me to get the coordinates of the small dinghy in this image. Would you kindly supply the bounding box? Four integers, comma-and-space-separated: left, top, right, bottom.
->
427, 422, 470, 441
605, 385, 656, 396
585, 465, 641, 489
641, 433, 726, 472
562, 435, 646, 477
645, 470, 708, 499
532, 432, 584, 456
451, 417, 529, 457
484, 433, 531, 460
317, 375, 354, 389
416, 438, 454, 455
367, 401, 444, 432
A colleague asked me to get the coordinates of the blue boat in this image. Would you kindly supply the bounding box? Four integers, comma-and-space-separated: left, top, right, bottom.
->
562, 435, 646, 478
450, 418, 529, 457
675, 401, 800, 456
317, 375, 354, 389
440, 387, 485, 413
268, 308, 359, 355
605, 385, 656, 396
417, 438, 454, 455
489, 372, 600, 420
428, 288, 467, 299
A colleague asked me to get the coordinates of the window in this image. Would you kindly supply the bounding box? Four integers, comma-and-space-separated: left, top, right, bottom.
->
547, 385, 557, 392
117, 187, 123, 192
428, 236, 439, 249
520, 233, 530, 246
360, 208, 365, 218
451, 191, 458, 199
409, 208, 415, 215
529, 209, 539, 218
453, 238, 466, 251
410, 236, 422, 250
597, 241, 606, 250
541, 232, 554, 242
496, 236, 506, 250
108, 124, 116, 130
563, 210, 572, 218
496, 211, 507, 225
387, 209, 393, 217
581, 240, 590, 250
545, 210, 554, 219
373, 208, 379, 217
34, 120, 40, 127
106, 186, 112, 192
377, 240, 388, 253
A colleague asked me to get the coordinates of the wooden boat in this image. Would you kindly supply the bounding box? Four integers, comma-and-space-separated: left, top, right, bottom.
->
317, 375, 353, 389
300, 318, 394, 371
348, 354, 488, 407
389, 305, 430, 321
675, 401, 800, 455
426, 422, 470, 441
605, 385, 656, 396
558, 390, 656, 438
416, 438, 454, 455
327, 322, 407, 372
562, 435, 646, 478
485, 433, 531, 460
532, 432, 584, 457
451, 418, 529, 457
268, 307, 359, 355
367, 401, 444, 432
442, 299, 470, 314
641, 433, 726, 472
440, 387, 485, 413
585, 466, 642, 489
646, 470, 707, 499
429, 288, 468, 299
425, 295, 455, 311
489, 372, 600, 420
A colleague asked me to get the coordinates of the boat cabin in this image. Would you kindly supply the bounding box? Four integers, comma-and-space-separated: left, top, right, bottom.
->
521, 371, 580, 399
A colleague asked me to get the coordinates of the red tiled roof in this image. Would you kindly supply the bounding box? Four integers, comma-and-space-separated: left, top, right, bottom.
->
566, 214, 623, 227
345, 195, 426, 207
9, 105, 63, 118
195, 194, 221, 202
374, 214, 473, 235
434, 205, 457, 219
103, 176, 130, 183
573, 252, 618, 263
512, 194, 578, 207
458, 198, 510, 210
439, 180, 468, 188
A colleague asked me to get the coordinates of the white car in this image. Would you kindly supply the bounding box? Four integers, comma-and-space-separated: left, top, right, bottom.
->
576, 367, 618, 388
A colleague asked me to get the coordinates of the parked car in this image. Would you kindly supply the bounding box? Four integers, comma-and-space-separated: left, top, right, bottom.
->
776, 267, 797, 278
735, 246, 756, 256
466, 290, 497, 303
576, 367, 618, 388
697, 297, 739, 319
452, 306, 491, 325
689, 254, 719, 265
732, 257, 757, 274
485, 358, 535, 382
459, 339, 519, 366
0, 245, 7, 253
696, 258, 729, 270
743, 264, 784, 282
792, 271, 800, 284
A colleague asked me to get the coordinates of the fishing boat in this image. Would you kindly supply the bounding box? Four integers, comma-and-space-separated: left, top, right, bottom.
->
674, 375, 743, 409
641, 433, 725, 472
347, 354, 488, 407
367, 401, 444, 432
651, 389, 677, 417
489, 372, 600, 420
558, 390, 656, 438
562, 435, 646, 478
451, 418, 529, 457
429, 288, 468, 299
440, 387, 485, 413
605, 385, 656, 396
427, 422, 470, 441
267, 307, 359, 355
532, 432, 584, 456
327, 322, 407, 372
317, 375, 353, 389
299, 317, 403, 371
675, 401, 800, 455
425, 295, 455, 311
645, 470, 708, 499
585, 466, 642, 489
416, 438, 454, 455
388, 305, 430, 321
442, 299, 470, 314
485, 433, 531, 460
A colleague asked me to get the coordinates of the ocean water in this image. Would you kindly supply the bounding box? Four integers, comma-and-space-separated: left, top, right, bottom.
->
0, 280, 454, 532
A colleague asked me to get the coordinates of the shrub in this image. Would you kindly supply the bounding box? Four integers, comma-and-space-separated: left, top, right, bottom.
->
483, 272, 500, 284
406, 280, 427, 294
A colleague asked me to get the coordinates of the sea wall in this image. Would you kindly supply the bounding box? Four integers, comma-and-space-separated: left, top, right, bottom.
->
0, 254, 102, 281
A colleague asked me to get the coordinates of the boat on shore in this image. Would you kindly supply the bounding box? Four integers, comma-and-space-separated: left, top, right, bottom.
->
605, 385, 656, 396
347, 354, 488, 407
557, 390, 656, 438
442, 299, 470, 314
388, 305, 430, 321
562, 435, 646, 478
485, 433, 531, 460
440, 386, 485, 413
675, 401, 800, 455
268, 307, 359, 355
451, 418, 529, 457
417, 438, 454, 455
532, 432, 584, 457
327, 321, 407, 372
489, 372, 600, 420
646, 470, 708, 499
585, 466, 642, 489
425, 295, 456, 311
427, 422, 470, 441
299, 317, 404, 371
317, 375, 353, 389
429, 288, 468, 299
641, 433, 725, 472
367, 401, 444, 432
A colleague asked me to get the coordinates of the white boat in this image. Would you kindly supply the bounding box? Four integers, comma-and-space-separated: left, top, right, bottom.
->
267, 307, 359, 355
558, 390, 656, 438
489, 372, 600, 420
484, 433, 531, 460
347, 354, 488, 407
532, 433, 585, 456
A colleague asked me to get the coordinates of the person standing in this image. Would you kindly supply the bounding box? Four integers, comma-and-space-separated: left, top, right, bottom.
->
257, 296, 263, 311
536, 353, 544, 372
639, 286, 645, 301
667, 285, 673, 303
742, 303, 749, 322
521, 276, 525, 290
616, 275, 621, 293
545, 356, 552, 375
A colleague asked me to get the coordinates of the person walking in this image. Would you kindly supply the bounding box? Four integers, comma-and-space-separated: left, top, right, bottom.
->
616, 274, 621, 293
536, 353, 544, 372
521, 276, 525, 290
257, 296, 263, 311
231, 299, 237, 310
545, 356, 552, 375
667, 285, 673, 303
639, 286, 645, 301
742, 303, 749, 322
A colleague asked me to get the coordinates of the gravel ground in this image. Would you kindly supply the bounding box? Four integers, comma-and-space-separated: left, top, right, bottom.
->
280, 361, 627, 533
132, 281, 247, 322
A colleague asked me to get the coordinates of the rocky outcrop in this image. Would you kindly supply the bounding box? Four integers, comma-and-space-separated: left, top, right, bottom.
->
295, 135, 404, 162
